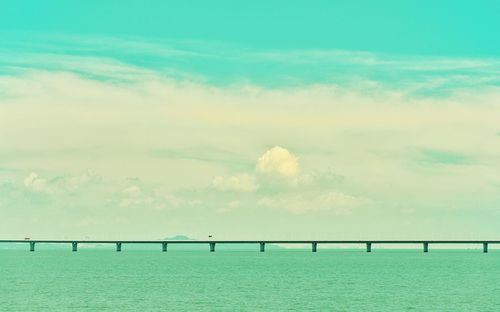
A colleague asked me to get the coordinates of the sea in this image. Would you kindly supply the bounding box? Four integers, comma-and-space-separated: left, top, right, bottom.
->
1, 247, 499, 311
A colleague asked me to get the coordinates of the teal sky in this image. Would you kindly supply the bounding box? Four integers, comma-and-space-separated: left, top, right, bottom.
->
1, 1, 500, 240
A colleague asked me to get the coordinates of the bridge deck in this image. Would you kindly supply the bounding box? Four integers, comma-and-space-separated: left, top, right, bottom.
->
1, 240, 500, 244
0, 240, 497, 253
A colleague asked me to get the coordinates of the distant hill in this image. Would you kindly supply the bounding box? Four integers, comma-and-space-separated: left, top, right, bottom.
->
164, 235, 194, 240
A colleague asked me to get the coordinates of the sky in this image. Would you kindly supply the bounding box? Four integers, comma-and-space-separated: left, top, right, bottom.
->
0, 1, 500, 240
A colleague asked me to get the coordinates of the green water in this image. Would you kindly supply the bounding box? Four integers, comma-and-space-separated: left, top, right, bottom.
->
1, 249, 499, 311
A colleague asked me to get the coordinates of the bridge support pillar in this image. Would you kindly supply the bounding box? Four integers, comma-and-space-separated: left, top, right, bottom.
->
423, 242, 429, 253
312, 242, 317, 252
483, 242, 488, 253
29, 242, 35, 252
210, 242, 215, 252
72, 242, 78, 252
260, 242, 265, 252
366, 242, 372, 252
162, 242, 167, 252
116, 242, 122, 252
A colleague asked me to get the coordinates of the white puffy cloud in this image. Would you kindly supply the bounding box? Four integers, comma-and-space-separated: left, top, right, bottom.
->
212, 174, 259, 192
24, 172, 51, 193
256, 146, 300, 177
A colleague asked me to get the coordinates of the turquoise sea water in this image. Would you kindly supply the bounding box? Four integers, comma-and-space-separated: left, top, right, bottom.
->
1, 249, 500, 311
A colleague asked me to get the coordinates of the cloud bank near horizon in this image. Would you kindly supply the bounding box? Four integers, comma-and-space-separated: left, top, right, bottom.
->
1, 37, 500, 240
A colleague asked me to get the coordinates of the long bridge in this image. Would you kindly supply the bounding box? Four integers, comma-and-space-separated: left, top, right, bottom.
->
0, 240, 498, 253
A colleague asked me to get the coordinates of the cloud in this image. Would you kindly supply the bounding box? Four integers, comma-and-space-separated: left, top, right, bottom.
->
118, 184, 201, 210
23, 170, 102, 194
3, 70, 499, 207
258, 191, 366, 215
256, 146, 300, 177
1, 51, 500, 238
316, 192, 364, 209
119, 185, 153, 208
291, 169, 344, 188
24, 172, 52, 193
24, 172, 51, 193
3, 34, 500, 94
216, 200, 241, 214
212, 174, 259, 192
121, 185, 143, 198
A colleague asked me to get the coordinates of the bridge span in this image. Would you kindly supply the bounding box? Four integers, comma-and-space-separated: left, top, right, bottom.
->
0, 240, 498, 253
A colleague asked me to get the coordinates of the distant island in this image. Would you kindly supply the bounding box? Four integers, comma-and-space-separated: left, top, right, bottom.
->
162, 235, 285, 250
164, 235, 194, 241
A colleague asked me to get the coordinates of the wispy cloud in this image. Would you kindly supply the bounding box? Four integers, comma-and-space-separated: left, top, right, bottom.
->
212, 174, 259, 192
418, 149, 471, 165
1, 33, 500, 94
258, 191, 367, 215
